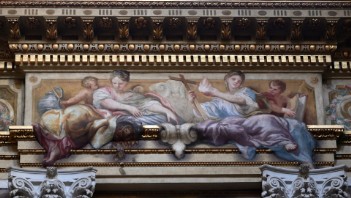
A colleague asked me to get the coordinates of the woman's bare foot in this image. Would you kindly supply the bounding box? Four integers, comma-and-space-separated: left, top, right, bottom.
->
285, 143, 297, 152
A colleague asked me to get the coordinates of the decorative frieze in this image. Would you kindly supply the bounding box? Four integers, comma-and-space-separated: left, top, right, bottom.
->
8, 166, 97, 198
307, 125, 344, 140
13, 53, 332, 69
8, 43, 338, 54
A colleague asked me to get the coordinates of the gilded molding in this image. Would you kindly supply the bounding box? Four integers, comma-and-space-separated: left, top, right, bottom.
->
9, 43, 337, 54
338, 132, 351, 144
1, 1, 351, 9
8, 18, 21, 40
335, 154, 351, 159
0, 131, 15, 145
307, 125, 344, 140
19, 161, 334, 168
0, 155, 19, 160
14, 54, 332, 69
8, 126, 35, 140
17, 148, 334, 155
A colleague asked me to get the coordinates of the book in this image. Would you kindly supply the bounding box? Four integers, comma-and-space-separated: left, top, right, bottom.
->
286, 94, 307, 122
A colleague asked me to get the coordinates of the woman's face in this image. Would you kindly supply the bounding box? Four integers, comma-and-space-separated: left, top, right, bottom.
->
226, 75, 243, 91
111, 76, 128, 92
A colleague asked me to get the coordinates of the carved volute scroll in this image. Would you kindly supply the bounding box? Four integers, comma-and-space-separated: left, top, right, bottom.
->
160, 123, 197, 159
261, 164, 349, 198
8, 167, 97, 198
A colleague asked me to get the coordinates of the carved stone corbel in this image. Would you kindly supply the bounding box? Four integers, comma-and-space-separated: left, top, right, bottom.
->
152, 19, 163, 41
326, 20, 337, 41
118, 19, 129, 40
256, 20, 267, 40
160, 123, 197, 159
8, 18, 21, 40
82, 18, 94, 41
291, 20, 303, 41
221, 19, 232, 40
187, 20, 198, 40
45, 18, 57, 40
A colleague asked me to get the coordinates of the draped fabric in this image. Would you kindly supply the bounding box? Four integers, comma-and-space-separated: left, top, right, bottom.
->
93, 86, 168, 124
199, 87, 260, 119
194, 114, 316, 162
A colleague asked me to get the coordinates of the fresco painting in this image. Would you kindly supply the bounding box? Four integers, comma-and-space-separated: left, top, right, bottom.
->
30, 70, 318, 166
325, 83, 351, 131
0, 99, 14, 131
0, 82, 22, 131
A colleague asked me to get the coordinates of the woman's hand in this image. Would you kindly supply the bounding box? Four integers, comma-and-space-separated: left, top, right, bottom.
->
128, 106, 143, 117
165, 110, 178, 124
282, 108, 296, 117
188, 90, 196, 103
198, 78, 217, 96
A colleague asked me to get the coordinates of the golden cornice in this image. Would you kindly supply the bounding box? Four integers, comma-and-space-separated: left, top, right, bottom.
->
307, 125, 344, 140
336, 154, 351, 160
338, 131, 351, 144
0, 131, 15, 145
19, 161, 334, 168
14, 54, 331, 71
1, 1, 351, 9
1, 125, 348, 141
8, 126, 35, 140
0, 155, 19, 160
9, 43, 337, 54
17, 148, 335, 155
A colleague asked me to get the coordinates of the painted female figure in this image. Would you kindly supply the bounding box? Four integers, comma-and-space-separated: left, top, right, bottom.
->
190, 70, 316, 163
93, 70, 178, 124
189, 70, 260, 119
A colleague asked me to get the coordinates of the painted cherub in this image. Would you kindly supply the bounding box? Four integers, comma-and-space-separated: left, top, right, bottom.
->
60, 76, 99, 108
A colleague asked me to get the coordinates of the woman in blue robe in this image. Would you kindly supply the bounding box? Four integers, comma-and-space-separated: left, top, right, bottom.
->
190, 71, 316, 163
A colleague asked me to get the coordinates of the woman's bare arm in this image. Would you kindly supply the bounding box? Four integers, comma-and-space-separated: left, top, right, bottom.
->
198, 78, 246, 105
100, 98, 142, 117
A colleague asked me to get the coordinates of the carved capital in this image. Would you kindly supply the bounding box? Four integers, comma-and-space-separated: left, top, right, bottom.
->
8, 167, 97, 198
261, 164, 349, 198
